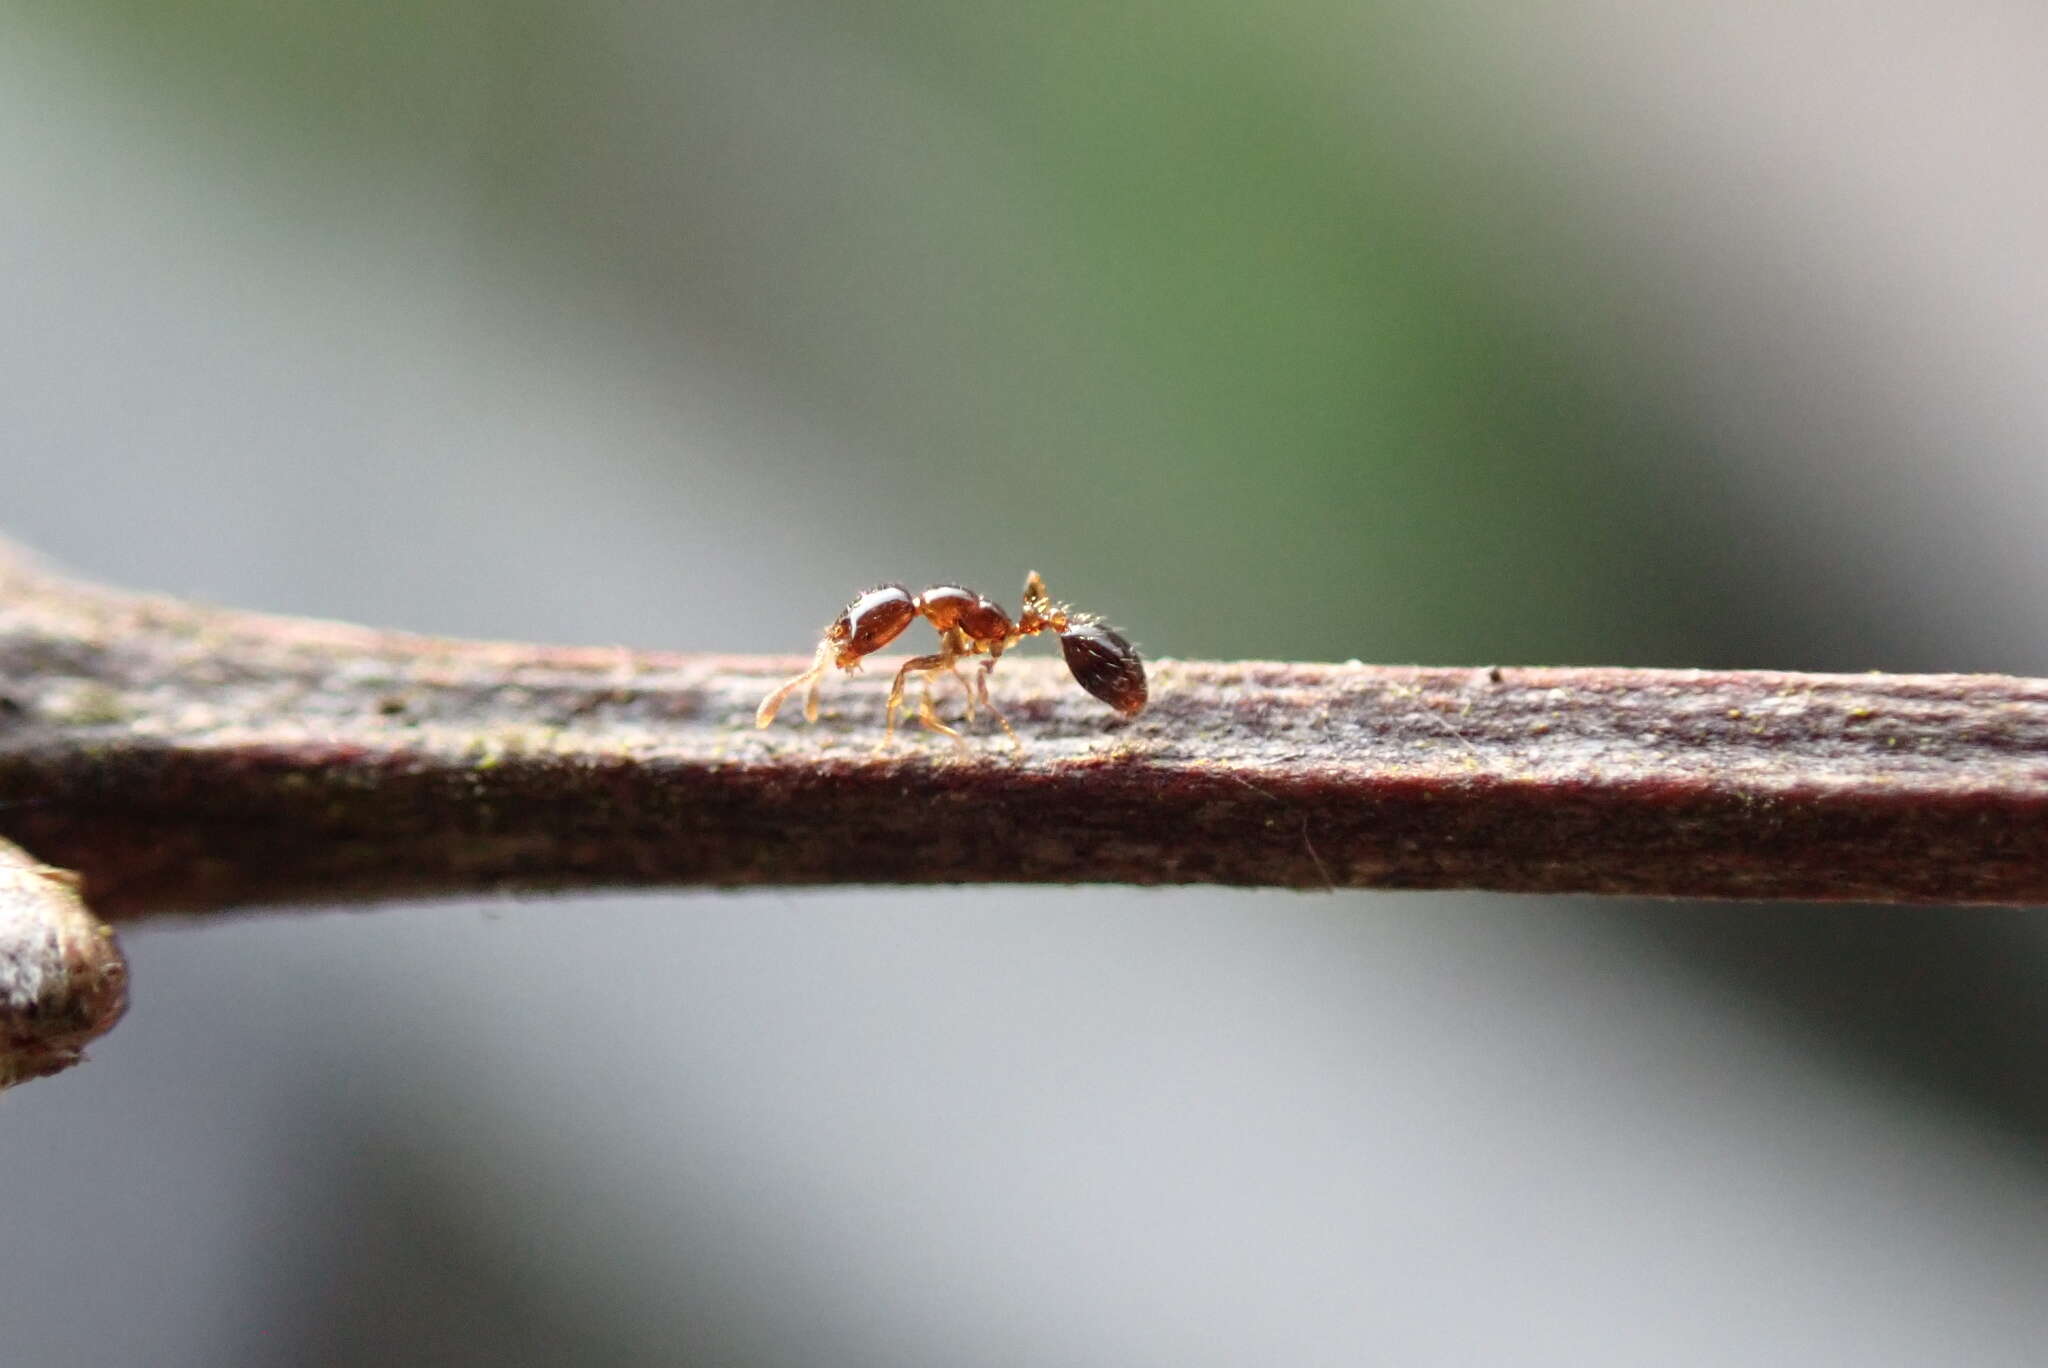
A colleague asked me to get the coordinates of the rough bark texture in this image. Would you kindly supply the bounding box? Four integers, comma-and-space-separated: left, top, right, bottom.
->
0, 540, 2045, 920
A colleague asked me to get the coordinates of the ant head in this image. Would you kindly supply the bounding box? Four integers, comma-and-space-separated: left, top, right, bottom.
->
827, 583, 916, 667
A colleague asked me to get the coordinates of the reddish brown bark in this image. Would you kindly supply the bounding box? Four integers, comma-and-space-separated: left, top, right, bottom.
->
0, 540, 2043, 922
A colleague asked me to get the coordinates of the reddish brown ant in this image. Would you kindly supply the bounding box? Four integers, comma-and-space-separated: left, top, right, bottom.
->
756, 571, 1147, 747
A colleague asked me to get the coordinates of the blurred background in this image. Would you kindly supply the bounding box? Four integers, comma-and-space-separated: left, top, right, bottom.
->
6, 2, 2048, 1363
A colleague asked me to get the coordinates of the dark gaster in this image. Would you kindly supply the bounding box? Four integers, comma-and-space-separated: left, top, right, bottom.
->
1059, 621, 1147, 715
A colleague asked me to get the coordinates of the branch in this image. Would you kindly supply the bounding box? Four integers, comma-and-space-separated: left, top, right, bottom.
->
1, 538, 2044, 920
0, 836, 128, 1088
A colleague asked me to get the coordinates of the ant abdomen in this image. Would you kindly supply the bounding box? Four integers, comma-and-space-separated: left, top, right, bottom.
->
1058, 620, 1148, 715
829, 584, 917, 666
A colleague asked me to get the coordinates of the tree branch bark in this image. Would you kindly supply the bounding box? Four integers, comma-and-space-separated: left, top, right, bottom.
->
1, 538, 2044, 920
0, 835, 127, 1088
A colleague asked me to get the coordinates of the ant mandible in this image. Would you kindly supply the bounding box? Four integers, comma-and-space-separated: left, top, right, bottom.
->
755, 571, 1147, 747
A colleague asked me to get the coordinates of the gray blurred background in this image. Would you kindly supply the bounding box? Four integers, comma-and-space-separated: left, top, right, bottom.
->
6, 3, 2048, 1364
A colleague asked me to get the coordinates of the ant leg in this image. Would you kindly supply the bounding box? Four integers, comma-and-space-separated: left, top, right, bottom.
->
756, 641, 833, 729
883, 652, 957, 748
973, 642, 1005, 710
949, 660, 978, 720
936, 629, 978, 722
909, 628, 973, 738
916, 675, 967, 747
975, 655, 1021, 748
930, 630, 977, 738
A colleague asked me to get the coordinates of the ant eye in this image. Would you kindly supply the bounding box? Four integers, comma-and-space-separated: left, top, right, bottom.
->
1059, 621, 1147, 715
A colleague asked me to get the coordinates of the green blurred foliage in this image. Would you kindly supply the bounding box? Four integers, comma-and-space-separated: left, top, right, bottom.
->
24, 1, 1734, 665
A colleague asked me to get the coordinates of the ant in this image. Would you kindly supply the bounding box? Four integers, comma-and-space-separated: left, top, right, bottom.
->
755, 571, 1147, 747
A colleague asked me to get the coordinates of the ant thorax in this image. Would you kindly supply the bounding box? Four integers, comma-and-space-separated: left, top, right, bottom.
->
911, 586, 1014, 645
